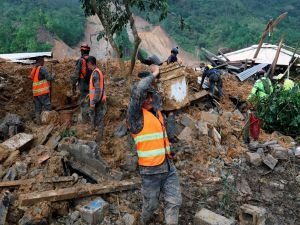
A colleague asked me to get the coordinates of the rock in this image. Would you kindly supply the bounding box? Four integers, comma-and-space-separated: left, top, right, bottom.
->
295, 146, 300, 158
222, 111, 233, 121
123, 213, 136, 225
296, 175, 300, 184
196, 121, 208, 136
233, 109, 245, 120
0, 113, 23, 140
239, 204, 266, 225
181, 113, 196, 129
79, 197, 109, 225
194, 208, 235, 225
269, 146, 289, 160
237, 177, 252, 196
200, 111, 219, 126
208, 127, 221, 144
178, 127, 193, 142
114, 120, 128, 137
15, 161, 28, 177
262, 140, 278, 147
246, 152, 262, 166
40, 110, 59, 125
70, 211, 80, 222
249, 141, 259, 150
263, 154, 278, 170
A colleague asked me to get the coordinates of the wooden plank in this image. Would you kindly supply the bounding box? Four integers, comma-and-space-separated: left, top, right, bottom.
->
218, 50, 230, 62
269, 33, 285, 77
35, 125, 54, 146
0, 190, 11, 225
19, 179, 141, 206
0, 133, 33, 151
0, 176, 77, 188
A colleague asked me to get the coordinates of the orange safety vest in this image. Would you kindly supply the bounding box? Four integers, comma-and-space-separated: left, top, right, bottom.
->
89, 68, 105, 107
132, 109, 171, 166
79, 56, 88, 79
30, 66, 50, 97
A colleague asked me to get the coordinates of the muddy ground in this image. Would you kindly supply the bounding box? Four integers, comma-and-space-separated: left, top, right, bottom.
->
0, 59, 299, 225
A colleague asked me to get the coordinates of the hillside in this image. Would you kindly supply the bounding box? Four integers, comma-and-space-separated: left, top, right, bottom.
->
157, 0, 300, 53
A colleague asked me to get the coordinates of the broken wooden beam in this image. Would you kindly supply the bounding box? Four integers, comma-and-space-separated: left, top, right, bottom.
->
0, 133, 33, 151
19, 179, 141, 206
35, 125, 54, 146
269, 33, 285, 77
218, 50, 230, 62
0, 176, 77, 188
0, 190, 11, 225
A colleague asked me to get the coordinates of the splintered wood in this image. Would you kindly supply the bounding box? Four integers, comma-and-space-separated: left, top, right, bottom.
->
19, 179, 141, 206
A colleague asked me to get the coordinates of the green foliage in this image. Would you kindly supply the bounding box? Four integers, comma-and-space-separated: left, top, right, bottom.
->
255, 84, 300, 136
60, 128, 76, 138
115, 28, 133, 60
139, 0, 300, 56
0, 0, 85, 53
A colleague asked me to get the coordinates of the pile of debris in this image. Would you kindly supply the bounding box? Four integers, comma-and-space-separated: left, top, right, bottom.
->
0, 59, 299, 225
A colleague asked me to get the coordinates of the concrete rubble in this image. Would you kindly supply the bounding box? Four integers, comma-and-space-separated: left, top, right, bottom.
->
0, 59, 298, 224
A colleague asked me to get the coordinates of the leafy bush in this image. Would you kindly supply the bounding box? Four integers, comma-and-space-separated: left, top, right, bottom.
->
255, 84, 300, 136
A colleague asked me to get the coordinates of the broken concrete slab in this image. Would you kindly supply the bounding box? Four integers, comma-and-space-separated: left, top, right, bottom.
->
79, 197, 109, 225
263, 154, 278, 170
0, 133, 33, 151
0, 190, 12, 225
246, 152, 262, 166
200, 111, 219, 126
19, 179, 141, 206
178, 127, 193, 142
196, 121, 208, 136
194, 208, 235, 225
181, 113, 197, 129
239, 204, 266, 225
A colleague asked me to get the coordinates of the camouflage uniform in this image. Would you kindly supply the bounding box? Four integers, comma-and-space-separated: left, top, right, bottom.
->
127, 75, 182, 225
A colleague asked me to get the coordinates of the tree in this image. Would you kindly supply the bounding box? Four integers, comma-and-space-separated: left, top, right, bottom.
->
80, 0, 168, 76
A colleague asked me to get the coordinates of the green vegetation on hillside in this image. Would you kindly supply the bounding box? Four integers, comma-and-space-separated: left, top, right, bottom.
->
140, 0, 300, 55
0, 0, 85, 53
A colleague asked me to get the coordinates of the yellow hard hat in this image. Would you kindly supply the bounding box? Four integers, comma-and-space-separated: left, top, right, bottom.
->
207, 64, 213, 69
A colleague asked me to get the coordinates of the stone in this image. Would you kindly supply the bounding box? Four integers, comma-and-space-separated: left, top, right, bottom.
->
263, 154, 278, 170
262, 140, 278, 147
200, 111, 219, 126
194, 208, 235, 225
123, 213, 136, 225
40, 110, 59, 125
79, 197, 109, 225
70, 211, 80, 222
256, 148, 265, 156
196, 121, 208, 136
269, 146, 289, 160
178, 127, 193, 142
15, 161, 28, 177
239, 204, 266, 225
295, 146, 300, 158
246, 152, 262, 166
296, 175, 300, 184
233, 109, 245, 120
249, 141, 259, 150
181, 113, 197, 129
222, 111, 233, 121
0, 113, 23, 140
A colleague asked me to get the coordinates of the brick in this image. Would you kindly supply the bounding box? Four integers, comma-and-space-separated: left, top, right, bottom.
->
194, 208, 235, 225
263, 154, 278, 170
181, 114, 197, 129
239, 204, 266, 225
246, 152, 262, 166
79, 198, 109, 225
200, 111, 219, 126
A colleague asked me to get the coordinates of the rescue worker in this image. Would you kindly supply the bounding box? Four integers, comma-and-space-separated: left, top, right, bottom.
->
273, 74, 295, 91
167, 47, 179, 64
71, 43, 91, 122
247, 75, 273, 102
127, 65, 182, 225
30, 56, 55, 124
86, 56, 106, 143
200, 64, 224, 98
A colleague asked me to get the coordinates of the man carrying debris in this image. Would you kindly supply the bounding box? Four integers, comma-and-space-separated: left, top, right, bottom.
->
87, 56, 106, 143
30, 56, 55, 124
247, 74, 273, 102
200, 64, 224, 98
167, 47, 179, 64
71, 43, 92, 122
127, 65, 182, 225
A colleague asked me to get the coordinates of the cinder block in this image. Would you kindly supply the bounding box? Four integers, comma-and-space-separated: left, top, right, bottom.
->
79, 197, 109, 225
239, 204, 266, 225
194, 208, 235, 225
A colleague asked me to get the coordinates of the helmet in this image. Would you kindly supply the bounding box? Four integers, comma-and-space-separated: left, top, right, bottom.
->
80, 43, 90, 52
171, 47, 179, 55
207, 64, 213, 69
272, 73, 284, 80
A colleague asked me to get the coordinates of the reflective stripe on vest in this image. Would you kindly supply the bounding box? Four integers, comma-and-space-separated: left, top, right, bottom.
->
132, 109, 170, 167
31, 66, 50, 97
89, 67, 105, 107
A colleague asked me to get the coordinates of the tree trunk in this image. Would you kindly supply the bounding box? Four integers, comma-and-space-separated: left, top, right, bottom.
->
91, 0, 126, 75
125, 1, 141, 77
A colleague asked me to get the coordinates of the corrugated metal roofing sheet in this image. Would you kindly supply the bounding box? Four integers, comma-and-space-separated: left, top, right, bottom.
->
237, 63, 269, 81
